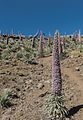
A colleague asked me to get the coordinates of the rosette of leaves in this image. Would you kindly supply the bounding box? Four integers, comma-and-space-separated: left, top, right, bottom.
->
23, 40, 31, 48
8, 43, 12, 49
16, 50, 24, 60
77, 43, 83, 52
1, 48, 11, 60
0, 89, 12, 108
0, 43, 6, 49
44, 43, 52, 56
60, 50, 69, 60
9, 45, 17, 52
24, 48, 38, 64
43, 94, 68, 120
16, 47, 38, 64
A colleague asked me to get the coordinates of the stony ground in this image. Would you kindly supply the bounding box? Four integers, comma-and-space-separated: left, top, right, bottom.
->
0, 55, 83, 120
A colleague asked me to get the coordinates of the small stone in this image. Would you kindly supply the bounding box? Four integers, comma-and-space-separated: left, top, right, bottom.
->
41, 64, 43, 67
75, 59, 78, 62
0, 48, 3, 51
12, 93, 19, 99
70, 55, 74, 58
29, 80, 32, 84
79, 63, 83, 66
6, 71, 12, 75
16, 87, 20, 91
18, 73, 25, 76
44, 80, 50, 83
75, 67, 80, 71
12, 63, 17, 66
37, 83, 44, 89
69, 95, 73, 100
25, 85, 30, 90
80, 74, 83, 77
0, 71, 6, 74
2, 82, 6, 85
12, 107, 16, 111
20, 111, 23, 116
77, 55, 81, 57
66, 65, 70, 68
5, 60, 10, 64
39, 92, 47, 97
65, 118, 70, 120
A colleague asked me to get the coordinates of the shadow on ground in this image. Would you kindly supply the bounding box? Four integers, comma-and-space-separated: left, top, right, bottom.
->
66, 104, 83, 118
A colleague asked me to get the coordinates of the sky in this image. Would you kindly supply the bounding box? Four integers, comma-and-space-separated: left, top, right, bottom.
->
0, 0, 83, 36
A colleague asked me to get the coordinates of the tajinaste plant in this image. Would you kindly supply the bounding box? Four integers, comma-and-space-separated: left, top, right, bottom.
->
48, 33, 51, 47
31, 37, 35, 48
61, 37, 65, 52
44, 31, 68, 120
39, 31, 44, 57
58, 32, 63, 54
52, 31, 62, 96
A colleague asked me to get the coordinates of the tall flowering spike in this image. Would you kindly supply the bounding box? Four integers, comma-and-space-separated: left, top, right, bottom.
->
5, 32, 9, 44
43, 37, 47, 48
58, 32, 63, 54
39, 31, 43, 57
75, 31, 78, 42
11, 29, 14, 35
78, 29, 81, 42
19, 33, 22, 41
52, 31, 62, 96
48, 33, 51, 47
0, 30, 2, 40
61, 37, 65, 52
31, 37, 35, 48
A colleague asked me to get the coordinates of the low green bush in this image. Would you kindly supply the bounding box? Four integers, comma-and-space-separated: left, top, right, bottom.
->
0, 89, 12, 108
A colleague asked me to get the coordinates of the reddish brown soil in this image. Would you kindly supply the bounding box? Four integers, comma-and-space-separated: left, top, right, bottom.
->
0, 55, 83, 120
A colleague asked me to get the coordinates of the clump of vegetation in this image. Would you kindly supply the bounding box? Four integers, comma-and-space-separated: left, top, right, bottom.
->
0, 89, 12, 108
60, 50, 69, 60
1, 48, 11, 60
65, 41, 83, 57
0, 43, 6, 49
0, 39, 38, 64
43, 41, 52, 56
0, 31, 83, 64
44, 94, 68, 120
16, 46, 38, 64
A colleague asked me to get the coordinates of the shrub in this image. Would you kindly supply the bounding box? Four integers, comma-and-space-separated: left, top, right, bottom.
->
1, 49, 11, 60
0, 89, 12, 108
